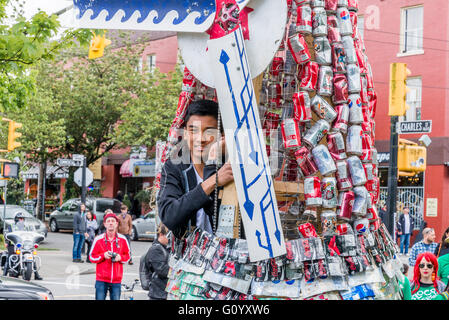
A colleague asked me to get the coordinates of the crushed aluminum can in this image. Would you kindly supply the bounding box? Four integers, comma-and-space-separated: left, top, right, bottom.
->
281, 118, 302, 150
352, 186, 369, 217
321, 178, 338, 209
281, 102, 294, 120
303, 119, 330, 148
347, 155, 367, 186
328, 131, 347, 160
270, 57, 285, 79
337, 0, 348, 7
368, 89, 377, 117
332, 103, 349, 134
353, 218, 369, 236
363, 163, 375, 183
325, 0, 338, 13
298, 222, 318, 238
312, 7, 328, 37
327, 18, 342, 44
295, 146, 319, 177
366, 205, 379, 222
356, 46, 368, 75
296, 4, 313, 34
336, 222, 353, 235
317, 66, 334, 96
311, 94, 337, 122
361, 133, 373, 162
337, 190, 355, 221
312, 144, 337, 176
287, 33, 311, 65
321, 210, 337, 235
332, 42, 347, 74
303, 207, 318, 220
350, 11, 358, 39
263, 111, 281, 135
314, 36, 332, 66
298, 61, 319, 91
348, 0, 358, 12
293, 91, 312, 122
336, 7, 352, 36
348, 93, 363, 124
283, 76, 297, 101
346, 125, 363, 156
311, 0, 325, 7
304, 177, 323, 207
335, 160, 352, 191
342, 35, 357, 65
285, 49, 298, 75
332, 73, 349, 104
347, 63, 361, 93
295, 0, 311, 5
369, 219, 381, 232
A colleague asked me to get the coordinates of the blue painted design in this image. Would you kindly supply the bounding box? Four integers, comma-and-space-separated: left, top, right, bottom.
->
219, 28, 283, 259
73, 0, 215, 25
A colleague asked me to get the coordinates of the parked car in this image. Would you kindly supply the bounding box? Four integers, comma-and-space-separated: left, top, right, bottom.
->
0, 205, 48, 238
131, 210, 159, 241
49, 197, 122, 232
0, 275, 54, 300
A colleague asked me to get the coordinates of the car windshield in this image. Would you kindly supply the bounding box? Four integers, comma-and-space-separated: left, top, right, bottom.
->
96, 199, 122, 213
2, 208, 34, 220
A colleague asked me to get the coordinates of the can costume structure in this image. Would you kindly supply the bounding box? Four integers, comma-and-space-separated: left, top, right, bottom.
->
73, 0, 402, 300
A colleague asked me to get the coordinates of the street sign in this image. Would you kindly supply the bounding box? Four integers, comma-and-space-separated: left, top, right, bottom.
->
72, 154, 85, 161
396, 120, 432, 134
57, 158, 83, 167
74, 167, 93, 187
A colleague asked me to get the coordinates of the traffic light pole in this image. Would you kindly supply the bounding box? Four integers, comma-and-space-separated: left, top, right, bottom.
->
386, 116, 399, 237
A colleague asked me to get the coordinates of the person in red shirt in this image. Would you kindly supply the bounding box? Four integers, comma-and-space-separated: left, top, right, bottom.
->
89, 212, 130, 300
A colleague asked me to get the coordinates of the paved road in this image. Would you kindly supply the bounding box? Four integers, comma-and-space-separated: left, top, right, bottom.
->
34, 231, 154, 300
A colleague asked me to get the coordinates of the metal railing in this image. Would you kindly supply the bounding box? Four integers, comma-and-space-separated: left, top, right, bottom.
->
379, 187, 424, 230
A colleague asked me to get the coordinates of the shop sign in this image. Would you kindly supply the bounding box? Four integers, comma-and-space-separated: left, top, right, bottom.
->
426, 198, 438, 217
132, 160, 155, 177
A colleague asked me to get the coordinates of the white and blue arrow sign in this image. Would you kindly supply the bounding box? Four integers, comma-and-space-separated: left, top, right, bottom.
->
208, 26, 286, 262
72, 0, 217, 32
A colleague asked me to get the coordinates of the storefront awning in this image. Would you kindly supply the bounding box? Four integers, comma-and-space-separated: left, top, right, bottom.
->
119, 159, 133, 177
21, 165, 69, 180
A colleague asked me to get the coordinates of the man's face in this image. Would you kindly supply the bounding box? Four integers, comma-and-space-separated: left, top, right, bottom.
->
403, 208, 409, 215
80, 204, 86, 212
184, 115, 219, 164
425, 230, 436, 243
104, 217, 118, 232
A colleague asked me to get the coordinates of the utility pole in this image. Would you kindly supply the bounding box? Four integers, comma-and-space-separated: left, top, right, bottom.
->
81, 156, 86, 204
385, 116, 399, 236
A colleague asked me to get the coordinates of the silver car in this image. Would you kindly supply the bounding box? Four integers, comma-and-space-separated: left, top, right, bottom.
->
0, 205, 48, 238
131, 210, 159, 241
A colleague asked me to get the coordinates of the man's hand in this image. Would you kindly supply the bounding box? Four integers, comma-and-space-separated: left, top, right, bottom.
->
104, 252, 112, 259
114, 254, 121, 262
201, 163, 234, 195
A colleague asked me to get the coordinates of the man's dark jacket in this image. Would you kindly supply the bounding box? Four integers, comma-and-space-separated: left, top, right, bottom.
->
145, 239, 170, 300
396, 213, 415, 235
157, 158, 218, 239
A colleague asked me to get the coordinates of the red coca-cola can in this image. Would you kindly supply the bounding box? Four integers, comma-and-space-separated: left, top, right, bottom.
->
325, 0, 338, 13
304, 176, 322, 207
332, 103, 349, 133
281, 118, 302, 149
356, 47, 367, 76
366, 205, 379, 222
296, 4, 313, 34
287, 33, 311, 65
336, 222, 353, 235
365, 66, 374, 90
370, 219, 381, 232
337, 190, 355, 221
327, 16, 341, 44
295, 146, 319, 177
298, 61, 319, 91
295, 0, 311, 6
181, 67, 197, 92
349, 11, 358, 38
333, 73, 349, 104
332, 42, 347, 74
335, 160, 352, 191
328, 131, 347, 161
263, 111, 281, 135
361, 133, 373, 162
367, 89, 377, 118
298, 222, 318, 238
270, 57, 285, 78
348, 0, 358, 12
293, 91, 312, 122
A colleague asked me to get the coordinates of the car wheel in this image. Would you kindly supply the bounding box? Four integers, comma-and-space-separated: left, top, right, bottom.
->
131, 226, 138, 241
50, 219, 59, 232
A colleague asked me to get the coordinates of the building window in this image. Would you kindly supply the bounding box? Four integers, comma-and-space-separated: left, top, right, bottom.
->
400, 6, 423, 54
138, 55, 157, 73
357, 15, 364, 40
404, 77, 422, 121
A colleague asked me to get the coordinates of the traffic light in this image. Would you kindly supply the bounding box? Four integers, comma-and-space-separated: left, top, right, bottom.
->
1, 162, 19, 178
388, 63, 411, 116
88, 32, 111, 59
398, 138, 426, 173
7, 120, 22, 151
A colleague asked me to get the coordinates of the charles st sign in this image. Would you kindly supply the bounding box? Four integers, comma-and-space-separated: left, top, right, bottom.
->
396, 120, 432, 134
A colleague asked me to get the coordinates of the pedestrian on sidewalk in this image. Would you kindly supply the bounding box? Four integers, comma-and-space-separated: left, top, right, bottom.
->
398, 263, 411, 300
140, 223, 170, 300
89, 212, 130, 300
117, 204, 134, 265
84, 210, 98, 262
397, 207, 414, 256
409, 227, 438, 267
411, 252, 446, 300
436, 227, 449, 285
73, 203, 88, 263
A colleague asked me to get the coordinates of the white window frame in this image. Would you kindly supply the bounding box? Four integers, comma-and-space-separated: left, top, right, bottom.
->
400, 76, 422, 122
398, 5, 424, 56
146, 55, 156, 73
